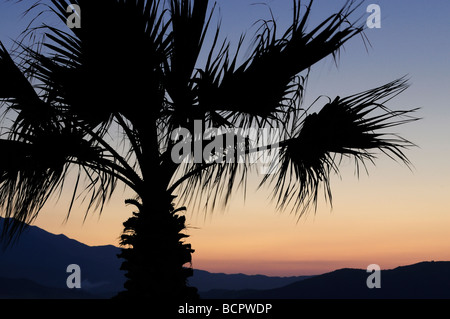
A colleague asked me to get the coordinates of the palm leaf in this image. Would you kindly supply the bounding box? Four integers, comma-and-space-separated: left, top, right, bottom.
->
0, 139, 67, 241
0, 120, 141, 242
0, 42, 44, 111
163, 0, 217, 136
261, 77, 418, 216
195, 0, 365, 131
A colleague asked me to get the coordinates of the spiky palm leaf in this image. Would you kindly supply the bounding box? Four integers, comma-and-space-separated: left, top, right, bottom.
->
262, 78, 418, 215
195, 0, 365, 129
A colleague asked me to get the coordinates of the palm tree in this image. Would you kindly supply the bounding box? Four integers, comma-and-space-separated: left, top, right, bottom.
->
0, 0, 417, 301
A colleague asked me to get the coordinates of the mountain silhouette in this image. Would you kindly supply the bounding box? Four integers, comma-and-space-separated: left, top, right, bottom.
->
207, 261, 450, 299
0, 217, 125, 298
1, 217, 449, 299
0, 218, 307, 298
190, 270, 311, 297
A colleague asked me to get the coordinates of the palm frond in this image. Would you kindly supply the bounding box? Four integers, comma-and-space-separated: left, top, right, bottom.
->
0, 120, 142, 242
0, 42, 45, 112
163, 0, 216, 134
195, 0, 365, 131
0, 139, 67, 242
166, 124, 253, 211
261, 77, 418, 216
21, 0, 171, 128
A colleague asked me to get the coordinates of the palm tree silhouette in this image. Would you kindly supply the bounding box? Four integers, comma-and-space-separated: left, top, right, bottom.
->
0, 0, 417, 301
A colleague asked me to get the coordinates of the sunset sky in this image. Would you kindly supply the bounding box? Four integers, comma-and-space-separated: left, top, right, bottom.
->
1, 0, 450, 276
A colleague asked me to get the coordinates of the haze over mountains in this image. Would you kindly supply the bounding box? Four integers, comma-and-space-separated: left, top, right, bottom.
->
0, 217, 449, 299
0, 217, 125, 298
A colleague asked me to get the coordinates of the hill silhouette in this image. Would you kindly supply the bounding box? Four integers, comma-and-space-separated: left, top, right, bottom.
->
190, 270, 311, 298
1, 217, 449, 299
0, 217, 306, 298
0, 217, 125, 298
205, 261, 450, 299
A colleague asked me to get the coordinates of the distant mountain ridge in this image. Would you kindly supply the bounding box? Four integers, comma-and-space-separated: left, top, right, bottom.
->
190, 270, 311, 297
0, 217, 309, 298
1, 217, 449, 299
0, 217, 126, 298
203, 261, 450, 299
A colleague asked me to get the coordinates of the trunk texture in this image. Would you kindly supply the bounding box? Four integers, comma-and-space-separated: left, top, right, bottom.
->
116, 195, 198, 301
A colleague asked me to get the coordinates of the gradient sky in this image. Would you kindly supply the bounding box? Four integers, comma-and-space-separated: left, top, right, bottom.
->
1, 0, 450, 276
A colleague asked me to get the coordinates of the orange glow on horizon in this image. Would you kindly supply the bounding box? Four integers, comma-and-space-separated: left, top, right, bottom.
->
32, 143, 450, 277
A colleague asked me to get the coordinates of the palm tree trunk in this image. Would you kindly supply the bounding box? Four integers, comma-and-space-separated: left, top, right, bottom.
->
116, 193, 198, 301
